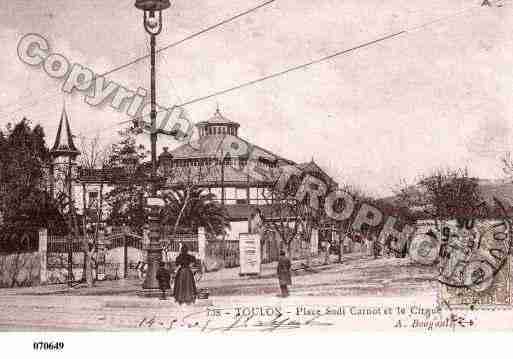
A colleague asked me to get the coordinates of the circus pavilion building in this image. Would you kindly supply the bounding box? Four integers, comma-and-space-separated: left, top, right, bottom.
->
157, 108, 337, 242
68, 107, 337, 244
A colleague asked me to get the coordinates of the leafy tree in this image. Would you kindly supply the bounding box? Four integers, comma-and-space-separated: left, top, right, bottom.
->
0, 118, 68, 288
104, 129, 149, 234
395, 168, 487, 221
0, 119, 65, 236
159, 155, 221, 235
261, 188, 302, 257
76, 134, 111, 286
262, 168, 333, 262
161, 188, 230, 236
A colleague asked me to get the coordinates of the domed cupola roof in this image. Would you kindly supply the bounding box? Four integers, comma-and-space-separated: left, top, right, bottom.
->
207, 108, 238, 125
196, 107, 240, 137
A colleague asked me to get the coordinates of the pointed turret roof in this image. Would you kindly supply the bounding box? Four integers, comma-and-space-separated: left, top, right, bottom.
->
50, 106, 80, 159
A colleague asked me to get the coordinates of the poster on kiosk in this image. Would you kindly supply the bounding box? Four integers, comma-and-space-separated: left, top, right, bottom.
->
239, 233, 261, 275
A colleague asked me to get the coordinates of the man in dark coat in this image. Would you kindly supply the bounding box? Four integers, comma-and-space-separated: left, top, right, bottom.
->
156, 262, 171, 300
277, 250, 292, 297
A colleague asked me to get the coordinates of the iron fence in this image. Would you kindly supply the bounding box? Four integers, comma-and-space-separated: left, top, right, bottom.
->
47, 236, 82, 253
206, 240, 240, 268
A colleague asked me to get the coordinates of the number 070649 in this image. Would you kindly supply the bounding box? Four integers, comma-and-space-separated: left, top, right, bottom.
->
33, 342, 64, 351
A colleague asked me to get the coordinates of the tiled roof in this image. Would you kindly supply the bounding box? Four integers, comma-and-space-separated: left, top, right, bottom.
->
163, 136, 340, 187
76, 109, 337, 191
162, 160, 279, 187
168, 141, 205, 159
168, 134, 290, 162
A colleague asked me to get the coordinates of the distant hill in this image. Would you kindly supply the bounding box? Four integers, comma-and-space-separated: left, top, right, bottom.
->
476, 178, 513, 207
380, 178, 513, 209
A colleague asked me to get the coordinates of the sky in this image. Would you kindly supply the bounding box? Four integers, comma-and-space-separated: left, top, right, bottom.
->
0, 0, 512, 196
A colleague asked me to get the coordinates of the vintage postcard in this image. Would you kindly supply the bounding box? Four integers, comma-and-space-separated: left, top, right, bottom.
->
1, 0, 513, 354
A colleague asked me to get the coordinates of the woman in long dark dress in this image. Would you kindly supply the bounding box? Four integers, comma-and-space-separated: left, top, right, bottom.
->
173, 244, 197, 305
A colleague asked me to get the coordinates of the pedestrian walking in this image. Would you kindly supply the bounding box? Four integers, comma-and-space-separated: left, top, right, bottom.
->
156, 262, 171, 300
173, 244, 197, 305
277, 250, 292, 297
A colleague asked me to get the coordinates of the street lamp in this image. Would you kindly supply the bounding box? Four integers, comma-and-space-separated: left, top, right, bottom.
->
134, 0, 171, 296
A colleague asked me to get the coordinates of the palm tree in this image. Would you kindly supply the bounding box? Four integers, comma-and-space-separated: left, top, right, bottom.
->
161, 188, 230, 236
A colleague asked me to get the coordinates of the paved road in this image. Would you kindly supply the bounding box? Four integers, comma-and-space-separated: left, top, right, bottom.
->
0, 254, 439, 331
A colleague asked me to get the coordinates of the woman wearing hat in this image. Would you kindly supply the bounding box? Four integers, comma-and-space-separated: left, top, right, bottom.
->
173, 244, 197, 305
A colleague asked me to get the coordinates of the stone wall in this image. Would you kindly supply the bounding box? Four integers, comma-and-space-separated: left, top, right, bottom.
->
0, 252, 41, 288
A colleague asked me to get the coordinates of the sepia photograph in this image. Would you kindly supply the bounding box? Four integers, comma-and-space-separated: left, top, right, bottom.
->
0, 0, 513, 355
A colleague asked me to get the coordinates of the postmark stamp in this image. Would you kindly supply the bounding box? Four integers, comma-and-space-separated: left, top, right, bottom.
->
438, 216, 513, 308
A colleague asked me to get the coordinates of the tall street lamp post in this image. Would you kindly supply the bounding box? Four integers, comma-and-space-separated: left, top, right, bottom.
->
134, 0, 171, 296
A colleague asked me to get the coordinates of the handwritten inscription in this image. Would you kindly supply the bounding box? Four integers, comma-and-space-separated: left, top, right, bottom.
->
138, 309, 332, 332
134, 304, 474, 332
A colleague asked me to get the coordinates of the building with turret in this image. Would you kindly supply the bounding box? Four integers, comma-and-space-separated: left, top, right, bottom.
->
49, 106, 81, 205
158, 108, 338, 241
54, 107, 337, 243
